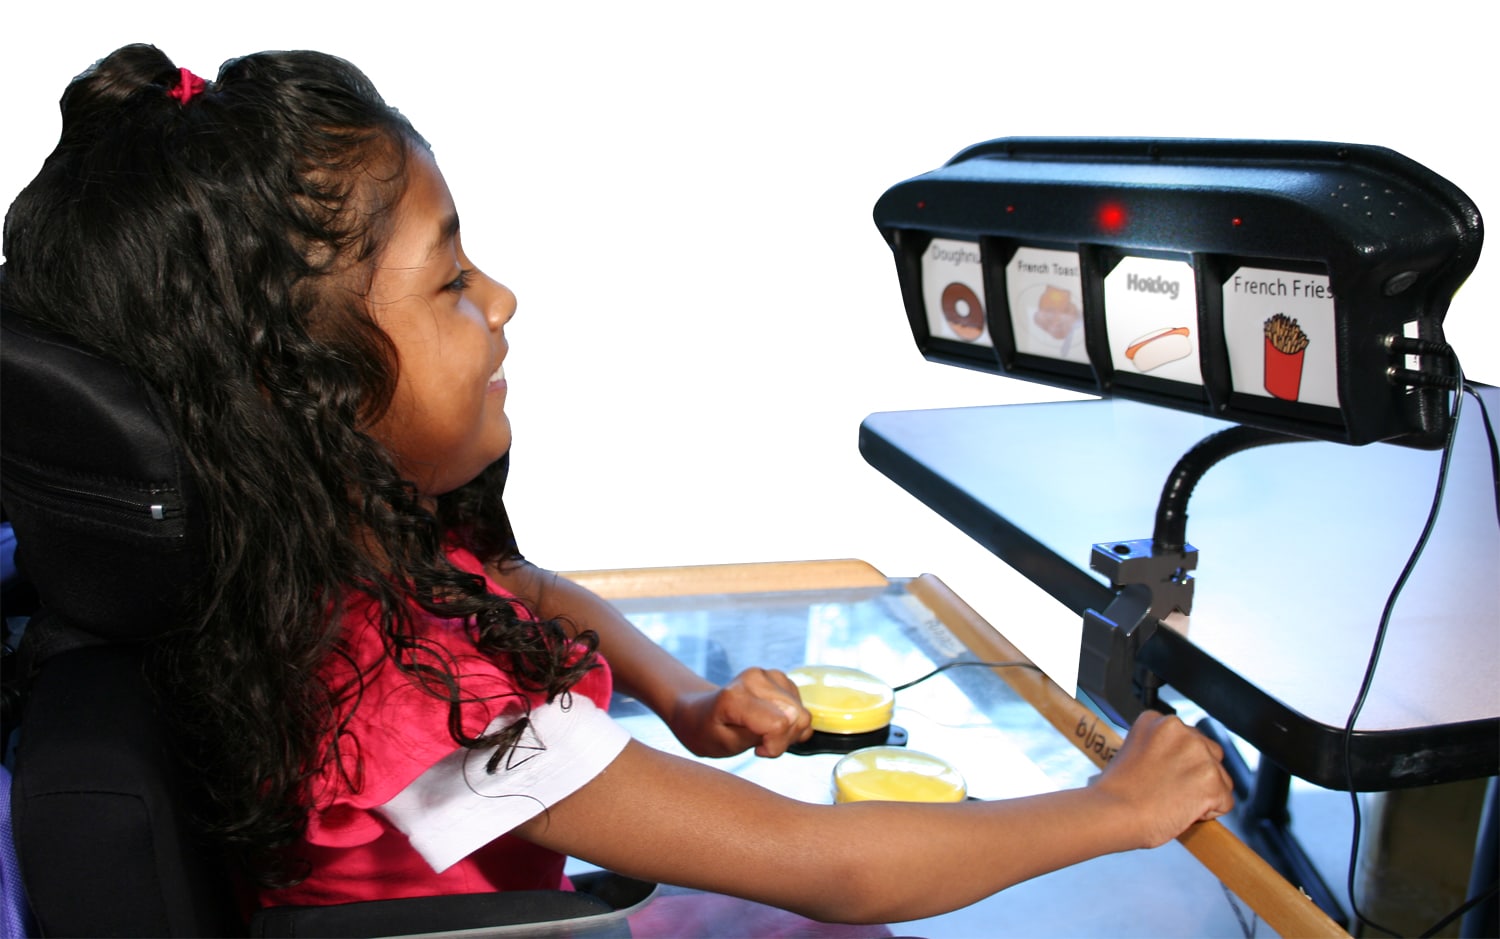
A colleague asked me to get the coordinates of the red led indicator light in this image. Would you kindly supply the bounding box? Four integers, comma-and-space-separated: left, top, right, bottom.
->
1006, 204, 1016, 214
916, 200, 926, 210
1097, 202, 1127, 233
1232, 217, 1243, 227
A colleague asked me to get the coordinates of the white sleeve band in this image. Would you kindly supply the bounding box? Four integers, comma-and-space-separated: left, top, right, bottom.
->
377, 695, 630, 873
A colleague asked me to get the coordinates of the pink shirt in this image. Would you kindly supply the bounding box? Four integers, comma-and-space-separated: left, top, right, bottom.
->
259, 547, 627, 907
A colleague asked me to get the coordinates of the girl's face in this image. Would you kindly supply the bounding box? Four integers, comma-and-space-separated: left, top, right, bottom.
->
366, 146, 516, 498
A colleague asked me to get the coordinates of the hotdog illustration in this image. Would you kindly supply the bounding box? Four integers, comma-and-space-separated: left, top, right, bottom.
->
1125, 326, 1192, 373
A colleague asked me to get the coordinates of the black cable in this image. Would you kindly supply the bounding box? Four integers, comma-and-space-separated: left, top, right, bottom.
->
1384, 335, 1455, 359
890, 659, 1041, 693
1419, 880, 1500, 938
1343, 359, 1466, 939
1464, 382, 1499, 528
1220, 881, 1260, 939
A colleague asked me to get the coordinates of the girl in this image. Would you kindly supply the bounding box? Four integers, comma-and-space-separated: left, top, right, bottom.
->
2, 43, 1232, 925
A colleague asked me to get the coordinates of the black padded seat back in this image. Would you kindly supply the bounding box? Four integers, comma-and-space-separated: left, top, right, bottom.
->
0, 305, 206, 642
1, 295, 234, 935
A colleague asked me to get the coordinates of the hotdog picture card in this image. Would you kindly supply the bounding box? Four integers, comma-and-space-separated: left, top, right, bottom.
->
1007, 247, 1088, 364
1104, 256, 1202, 387
921, 238, 992, 347
1222, 267, 1339, 409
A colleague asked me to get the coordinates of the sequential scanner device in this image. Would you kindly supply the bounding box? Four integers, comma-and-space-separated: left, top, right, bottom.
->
870, 137, 1484, 726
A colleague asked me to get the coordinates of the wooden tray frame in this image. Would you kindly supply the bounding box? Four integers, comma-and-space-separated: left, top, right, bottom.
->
567, 558, 1346, 938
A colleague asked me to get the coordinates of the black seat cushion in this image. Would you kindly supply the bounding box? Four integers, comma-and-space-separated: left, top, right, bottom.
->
12, 636, 240, 936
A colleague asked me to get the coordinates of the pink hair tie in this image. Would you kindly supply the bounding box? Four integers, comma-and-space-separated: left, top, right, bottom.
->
168, 67, 206, 105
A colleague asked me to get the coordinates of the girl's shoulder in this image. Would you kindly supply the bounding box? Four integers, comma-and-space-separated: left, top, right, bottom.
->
329, 544, 525, 698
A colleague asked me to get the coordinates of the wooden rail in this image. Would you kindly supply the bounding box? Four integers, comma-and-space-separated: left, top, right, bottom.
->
565, 559, 1348, 938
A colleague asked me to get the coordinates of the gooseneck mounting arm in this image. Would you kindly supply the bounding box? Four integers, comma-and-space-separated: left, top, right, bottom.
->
1078, 426, 1305, 726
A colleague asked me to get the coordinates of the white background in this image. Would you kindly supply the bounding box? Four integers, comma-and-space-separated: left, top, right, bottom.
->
4, 1, 1495, 684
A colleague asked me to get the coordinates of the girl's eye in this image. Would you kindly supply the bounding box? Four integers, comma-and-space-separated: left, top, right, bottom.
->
444, 269, 476, 293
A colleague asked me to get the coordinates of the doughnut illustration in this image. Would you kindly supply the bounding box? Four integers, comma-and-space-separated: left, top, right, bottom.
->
1125, 326, 1192, 373
940, 282, 985, 342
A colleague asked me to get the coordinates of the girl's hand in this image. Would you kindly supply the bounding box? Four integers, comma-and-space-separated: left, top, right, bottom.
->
668, 667, 813, 759
1092, 710, 1235, 849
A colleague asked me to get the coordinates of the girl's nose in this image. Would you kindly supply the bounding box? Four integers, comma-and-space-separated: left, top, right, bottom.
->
483, 275, 517, 331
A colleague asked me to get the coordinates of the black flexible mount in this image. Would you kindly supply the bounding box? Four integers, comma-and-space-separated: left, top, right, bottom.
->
1078, 425, 1302, 727
1076, 424, 1354, 924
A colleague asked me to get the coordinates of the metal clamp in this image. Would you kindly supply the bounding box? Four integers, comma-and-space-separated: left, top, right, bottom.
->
1078, 539, 1197, 727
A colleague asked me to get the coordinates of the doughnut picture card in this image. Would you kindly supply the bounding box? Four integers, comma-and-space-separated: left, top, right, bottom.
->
1103, 256, 1201, 386
1005, 247, 1087, 364
921, 238, 991, 346
1221, 267, 1339, 408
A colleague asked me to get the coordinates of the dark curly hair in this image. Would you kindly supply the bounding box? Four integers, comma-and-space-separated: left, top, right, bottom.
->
2, 43, 597, 886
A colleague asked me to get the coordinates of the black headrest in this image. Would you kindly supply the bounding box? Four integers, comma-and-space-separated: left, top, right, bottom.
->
0, 300, 205, 642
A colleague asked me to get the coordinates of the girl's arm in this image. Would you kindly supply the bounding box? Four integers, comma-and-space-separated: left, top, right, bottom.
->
488, 559, 812, 758
515, 709, 1234, 924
